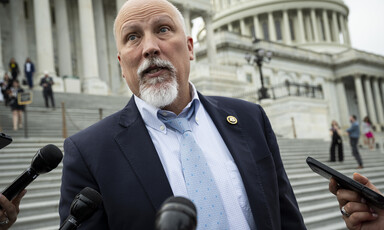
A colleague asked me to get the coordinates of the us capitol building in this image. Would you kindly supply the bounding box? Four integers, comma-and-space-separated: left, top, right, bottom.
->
1, 0, 383, 141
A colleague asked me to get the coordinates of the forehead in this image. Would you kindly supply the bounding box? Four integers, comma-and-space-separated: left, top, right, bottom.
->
115, 0, 179, 34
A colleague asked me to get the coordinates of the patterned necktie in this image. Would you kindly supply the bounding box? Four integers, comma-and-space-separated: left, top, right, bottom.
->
161, 114, 229, 230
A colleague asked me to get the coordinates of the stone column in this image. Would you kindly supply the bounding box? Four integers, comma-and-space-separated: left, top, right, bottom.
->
78, 0, 108, 94
297, 9, 306, 43
305, 14, 313, 41
240, 19, 247, 36
33, 0, 55, 73
372, 78, 384, 124
324, 79, 341, 126
322, 10, 331, 42
381, 79, 384, 121
343, 17, 351, 45
282, 10, 291, 45
182, 7, 192, 36
227, 23, 233, 32
354, 75, 368, 119
336, 79, 350, 127
268, 12, 276, 41
204, 14, 217, 63
331, 11, 340, 43
93, 0, 110, 86
339, 14, 347, 44
34, 0, 65, 91
0, 4, 4, 75
114, 0, 131, 96
214, 0, 221, 11
253, 15, 262, 39
54, 0, 73, 77
10, 0, 29, 71
310, 9, 319, 42
364, 77, 378, 124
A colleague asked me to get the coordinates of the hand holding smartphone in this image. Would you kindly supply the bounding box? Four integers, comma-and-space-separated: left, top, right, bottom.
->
306, 156, 384, 209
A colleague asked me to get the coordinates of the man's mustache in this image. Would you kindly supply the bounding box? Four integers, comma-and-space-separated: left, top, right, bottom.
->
137, 58, 176, 78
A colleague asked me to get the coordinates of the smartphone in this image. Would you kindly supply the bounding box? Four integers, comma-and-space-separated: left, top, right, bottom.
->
0, 133, 12, 150
306, 156, 384, 209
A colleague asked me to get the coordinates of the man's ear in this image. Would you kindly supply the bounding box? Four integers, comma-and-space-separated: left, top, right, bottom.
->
117, 53, 124, 78
187, 36, 194, 61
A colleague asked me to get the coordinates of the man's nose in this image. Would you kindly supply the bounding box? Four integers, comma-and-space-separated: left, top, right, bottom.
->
142, 36, 160, 58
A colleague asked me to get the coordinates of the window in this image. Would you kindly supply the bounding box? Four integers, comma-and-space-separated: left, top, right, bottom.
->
262, 21, 269, 41
264, 76, 271, 86
246, 73, 253, 83
289, 19, 295, 41
275, 20, 282, 41
320, 18, 326, 41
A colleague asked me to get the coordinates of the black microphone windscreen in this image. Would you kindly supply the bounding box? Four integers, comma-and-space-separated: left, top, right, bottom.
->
39, 144, 63, 169
163, 197, 197, 213
31, 144, 63, 174
80, 187, 103, 206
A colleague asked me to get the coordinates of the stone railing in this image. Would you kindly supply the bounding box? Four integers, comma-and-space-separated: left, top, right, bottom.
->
234, 82, 324, 101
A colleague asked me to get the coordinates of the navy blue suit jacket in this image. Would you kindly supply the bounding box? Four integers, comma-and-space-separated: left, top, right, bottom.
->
59, 93, 306, 229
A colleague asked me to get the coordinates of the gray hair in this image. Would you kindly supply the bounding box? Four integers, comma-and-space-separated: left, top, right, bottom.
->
113, 0, 187, 44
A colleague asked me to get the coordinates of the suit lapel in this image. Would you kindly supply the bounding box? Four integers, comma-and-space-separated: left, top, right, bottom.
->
199, 93, 273, 230
114, 98, 173, 211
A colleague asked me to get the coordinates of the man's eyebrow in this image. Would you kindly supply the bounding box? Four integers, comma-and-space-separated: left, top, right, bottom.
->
151, 15, 176, 26
121, 23, 141, 34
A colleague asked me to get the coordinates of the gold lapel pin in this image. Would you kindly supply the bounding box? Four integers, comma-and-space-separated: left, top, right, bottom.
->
226, 116, 238, 125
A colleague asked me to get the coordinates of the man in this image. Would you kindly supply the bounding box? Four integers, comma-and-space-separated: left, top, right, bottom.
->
329, 173, 384, 230
24, 58, 35, 89
39, 71, 55, 108
346, 115, 363, 169
59, 0, 305, 229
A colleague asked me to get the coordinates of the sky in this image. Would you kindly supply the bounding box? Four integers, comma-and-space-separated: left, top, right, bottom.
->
343, 0, 384, 56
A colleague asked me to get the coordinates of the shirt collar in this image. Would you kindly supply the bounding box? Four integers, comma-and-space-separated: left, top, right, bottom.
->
134, 82, 201, 133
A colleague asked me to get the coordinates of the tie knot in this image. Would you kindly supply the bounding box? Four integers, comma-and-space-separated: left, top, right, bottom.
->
165, 117, 191, 134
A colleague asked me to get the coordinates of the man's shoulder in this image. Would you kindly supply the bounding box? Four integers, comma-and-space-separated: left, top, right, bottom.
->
67, 109, 124, 143
203, 95, 261, 112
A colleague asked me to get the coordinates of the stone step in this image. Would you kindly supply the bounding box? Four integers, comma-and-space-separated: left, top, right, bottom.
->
0, 135, 382, 229
11, 212, 60, 230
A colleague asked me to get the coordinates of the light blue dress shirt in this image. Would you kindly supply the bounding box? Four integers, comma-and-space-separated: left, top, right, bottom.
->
134, 83, 256, 230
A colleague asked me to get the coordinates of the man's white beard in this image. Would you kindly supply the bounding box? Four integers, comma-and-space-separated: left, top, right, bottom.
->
138, 58, 178, 108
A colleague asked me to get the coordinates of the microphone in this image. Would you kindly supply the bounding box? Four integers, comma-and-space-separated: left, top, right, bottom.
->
1, 144, 63, 202
155, 196, 197, 230
59, 187, 103, 230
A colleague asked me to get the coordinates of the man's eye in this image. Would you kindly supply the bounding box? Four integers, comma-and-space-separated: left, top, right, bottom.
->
127, 34, 137, 41
159, 27, 170, 33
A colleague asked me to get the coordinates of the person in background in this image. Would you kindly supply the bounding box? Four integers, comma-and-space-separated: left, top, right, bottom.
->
362, 116, 375, 150
329, 120, 343, 162
329, 173, 384, 230
24, 58, 35, 89
39, 71, 55, 109
0, 190, 27, 230
346, 115, 363, 169
8, 80, 25, 131
8, 58, 19, 81
0, 73, 12, 106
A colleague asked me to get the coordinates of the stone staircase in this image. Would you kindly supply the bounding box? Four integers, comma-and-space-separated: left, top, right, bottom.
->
1, 92, 384, 229
279, 138, 384, 230
0, 136, 382, 229
0, 137, 64, 230
0, 90, 129, 138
